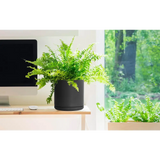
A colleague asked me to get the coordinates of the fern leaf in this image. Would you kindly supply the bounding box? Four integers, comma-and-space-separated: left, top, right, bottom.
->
66, 37, 75, 57
36, 77, 48, 89
96, 103, 104, 111
67, 81, 79, 92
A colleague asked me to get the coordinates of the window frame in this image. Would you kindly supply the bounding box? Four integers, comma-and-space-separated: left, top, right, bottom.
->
96, 30, 106, 130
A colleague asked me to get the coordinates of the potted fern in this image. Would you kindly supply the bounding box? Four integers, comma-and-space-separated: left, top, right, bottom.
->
26, 37, 114, 111
97, 96, 160, 130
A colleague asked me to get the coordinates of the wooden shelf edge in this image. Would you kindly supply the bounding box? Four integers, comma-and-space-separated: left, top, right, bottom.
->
0, 105, 91, 115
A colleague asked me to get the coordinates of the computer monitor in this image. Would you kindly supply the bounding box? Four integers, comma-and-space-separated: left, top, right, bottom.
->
0, 39, 37, 105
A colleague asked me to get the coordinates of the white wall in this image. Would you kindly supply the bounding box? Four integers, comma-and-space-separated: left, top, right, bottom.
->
0, 30, 97, 130
0, 30, 78, 38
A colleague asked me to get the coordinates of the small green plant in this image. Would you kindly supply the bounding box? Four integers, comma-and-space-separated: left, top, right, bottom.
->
98, 96, 160, 123
97, 97, 133, 122
130, 96, 160, 122
26, 37, 114, 104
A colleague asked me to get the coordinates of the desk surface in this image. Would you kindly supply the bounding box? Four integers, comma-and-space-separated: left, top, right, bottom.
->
0, 105, 91, 115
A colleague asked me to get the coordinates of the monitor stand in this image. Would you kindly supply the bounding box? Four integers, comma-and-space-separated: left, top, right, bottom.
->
0, 96, 10, 106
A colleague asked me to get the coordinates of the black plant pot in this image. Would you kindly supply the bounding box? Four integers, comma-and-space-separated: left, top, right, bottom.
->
54, 80, 84, 111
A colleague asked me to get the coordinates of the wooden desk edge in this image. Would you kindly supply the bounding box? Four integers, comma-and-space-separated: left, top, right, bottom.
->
0, 105, 91, 115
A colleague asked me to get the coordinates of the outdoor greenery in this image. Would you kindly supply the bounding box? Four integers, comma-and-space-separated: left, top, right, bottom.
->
105, 30, 160, 109
97, 96, 160, 122
97, 97, 133, 122
26, 37, 114, 104
130, 96, 160, 122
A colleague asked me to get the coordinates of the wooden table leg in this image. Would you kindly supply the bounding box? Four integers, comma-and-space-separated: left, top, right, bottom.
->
81, 115, 85, 130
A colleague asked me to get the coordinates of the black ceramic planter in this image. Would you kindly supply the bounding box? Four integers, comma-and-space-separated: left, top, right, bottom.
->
54, 80, 84, 111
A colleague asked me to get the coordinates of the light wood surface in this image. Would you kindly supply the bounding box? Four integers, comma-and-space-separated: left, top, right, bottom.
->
108, 122, 160, 130
0, 105, 91, 115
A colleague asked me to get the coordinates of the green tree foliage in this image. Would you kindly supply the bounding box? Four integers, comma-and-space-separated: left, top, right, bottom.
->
26, 37, 114, 104
105, 30, 160, 93
136, 30, 160, 93
105, 30, 116, 81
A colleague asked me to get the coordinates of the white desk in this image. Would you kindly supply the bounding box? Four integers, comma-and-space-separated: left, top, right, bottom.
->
0, 105, 91, 130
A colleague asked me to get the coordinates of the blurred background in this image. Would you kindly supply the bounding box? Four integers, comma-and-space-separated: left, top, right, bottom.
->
104, 30, 160, 109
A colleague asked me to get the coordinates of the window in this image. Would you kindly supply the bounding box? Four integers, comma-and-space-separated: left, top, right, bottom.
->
105, 30, 160, 109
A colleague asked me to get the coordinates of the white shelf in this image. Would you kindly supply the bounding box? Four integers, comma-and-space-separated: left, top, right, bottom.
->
0, 30, 78, 38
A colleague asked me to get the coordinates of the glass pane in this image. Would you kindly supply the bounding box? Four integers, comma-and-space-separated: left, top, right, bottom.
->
105, 30, 160, 109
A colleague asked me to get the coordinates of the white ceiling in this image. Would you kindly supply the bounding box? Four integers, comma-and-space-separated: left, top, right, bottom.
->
0, 30, 78, 38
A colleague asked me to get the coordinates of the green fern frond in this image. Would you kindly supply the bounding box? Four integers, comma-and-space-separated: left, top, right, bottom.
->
96, 103, 104, 111
26, 37, 114, 104
67, 81, 79, 91
131, 96, 160, 122
97, 97, 133, 122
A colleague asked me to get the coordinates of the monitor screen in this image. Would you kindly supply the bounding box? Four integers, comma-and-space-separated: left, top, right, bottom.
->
0, 40, 37, 86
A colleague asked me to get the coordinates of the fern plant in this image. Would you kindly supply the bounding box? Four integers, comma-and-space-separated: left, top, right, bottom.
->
130, 96, 160, 122
97, 97, 133, 122
26, 37, 114, 104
